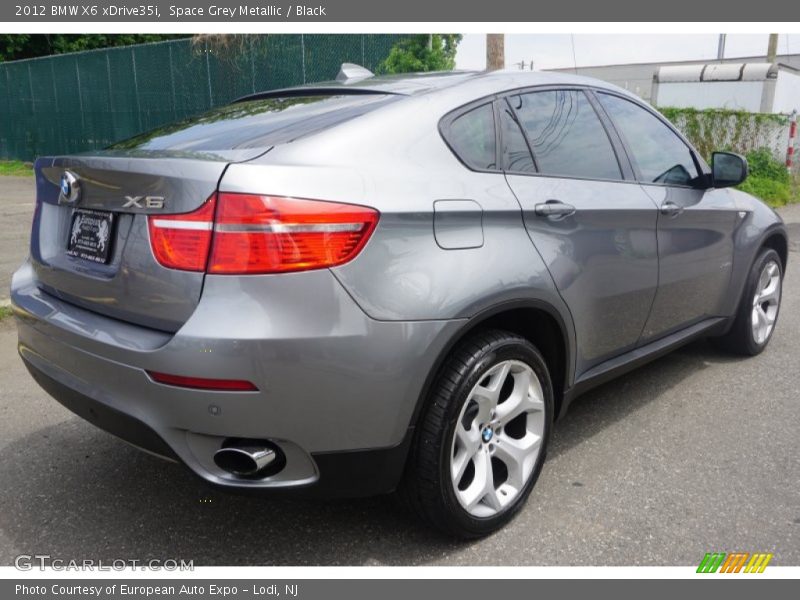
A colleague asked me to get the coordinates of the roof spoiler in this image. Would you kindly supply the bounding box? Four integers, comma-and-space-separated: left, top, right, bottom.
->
232, 86, 402, 104
231, 62, 391, 104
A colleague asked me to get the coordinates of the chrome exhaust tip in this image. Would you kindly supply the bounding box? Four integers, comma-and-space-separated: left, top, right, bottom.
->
214, 443, 277, 476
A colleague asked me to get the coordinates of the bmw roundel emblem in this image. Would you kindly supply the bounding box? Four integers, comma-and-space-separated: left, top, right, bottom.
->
58, 171, 81, 205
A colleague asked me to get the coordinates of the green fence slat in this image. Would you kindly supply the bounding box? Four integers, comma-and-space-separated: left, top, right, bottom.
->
0, 35, 402, 161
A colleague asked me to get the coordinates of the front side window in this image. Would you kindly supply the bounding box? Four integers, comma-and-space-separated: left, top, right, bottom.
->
509, 90, 622, 181
445, 103, 497, 171
597, 93, 700, 186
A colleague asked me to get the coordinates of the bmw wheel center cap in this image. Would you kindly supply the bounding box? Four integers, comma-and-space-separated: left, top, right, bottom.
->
481, 426, 494, 443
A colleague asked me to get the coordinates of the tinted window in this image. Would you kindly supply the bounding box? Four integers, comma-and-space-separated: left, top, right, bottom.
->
510, 90, 621, 180
499, 101, 535, 173
109, 94, 398, 152
447, 103, 497, 170
598, 93, 699, 186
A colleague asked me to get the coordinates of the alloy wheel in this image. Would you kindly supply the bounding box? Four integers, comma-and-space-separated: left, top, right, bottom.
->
450, 360, 546, 518
751, 260, 781, 345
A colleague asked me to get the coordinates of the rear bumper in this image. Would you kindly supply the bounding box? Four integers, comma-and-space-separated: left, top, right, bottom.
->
23, 358, 179, 461
12, 260, 461, 495
23, 359, 413, 497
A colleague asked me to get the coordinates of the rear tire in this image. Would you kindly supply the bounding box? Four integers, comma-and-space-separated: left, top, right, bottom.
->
715, 248, 783, 356
399, 329, 553, 538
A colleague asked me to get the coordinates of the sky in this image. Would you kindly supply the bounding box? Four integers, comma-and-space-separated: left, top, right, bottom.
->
455, 34, 800, 71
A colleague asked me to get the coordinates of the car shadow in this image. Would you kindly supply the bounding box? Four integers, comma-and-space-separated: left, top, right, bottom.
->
547, 338, 743, 461
0, 338, 748, 566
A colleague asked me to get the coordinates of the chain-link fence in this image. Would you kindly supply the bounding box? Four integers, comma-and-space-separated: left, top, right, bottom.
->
664, 108, 799, 174
0, 34, 403, 161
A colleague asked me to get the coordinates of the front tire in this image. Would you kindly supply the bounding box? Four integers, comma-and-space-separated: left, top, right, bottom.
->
400, 329, 553, 538
716, 248, 783, 356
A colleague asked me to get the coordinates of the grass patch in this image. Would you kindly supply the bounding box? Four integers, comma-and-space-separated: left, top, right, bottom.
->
738, 177, 793, 208
0, 305, 13, 321
736, 149, 797, 208
0, 161, 33, 176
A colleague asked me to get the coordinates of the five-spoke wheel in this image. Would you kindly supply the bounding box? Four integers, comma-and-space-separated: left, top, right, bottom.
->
715, 247, 783, 356
450, 360, 545, 517
751, 259, 781, 345
400, 330, 553, 538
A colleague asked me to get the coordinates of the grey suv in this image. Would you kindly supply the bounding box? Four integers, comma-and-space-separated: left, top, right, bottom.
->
11, 68, 788, 537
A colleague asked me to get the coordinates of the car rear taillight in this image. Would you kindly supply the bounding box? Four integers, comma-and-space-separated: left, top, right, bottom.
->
149, 193, 378, 274
148, 196, 216, 271
208, 193, 379, 274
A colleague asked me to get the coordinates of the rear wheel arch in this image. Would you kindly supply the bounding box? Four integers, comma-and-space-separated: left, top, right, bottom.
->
411, 300, 573, 430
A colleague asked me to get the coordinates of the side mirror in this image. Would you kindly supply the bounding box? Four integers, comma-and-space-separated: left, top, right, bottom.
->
712, 151, 748, 188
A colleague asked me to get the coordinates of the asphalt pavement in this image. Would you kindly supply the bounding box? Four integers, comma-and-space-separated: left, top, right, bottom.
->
0, 177, 798, 565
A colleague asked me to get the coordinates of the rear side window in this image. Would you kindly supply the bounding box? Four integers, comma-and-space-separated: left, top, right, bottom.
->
510, 90, 622, 181
445, 103, 497, 171
597, 93, 700, 186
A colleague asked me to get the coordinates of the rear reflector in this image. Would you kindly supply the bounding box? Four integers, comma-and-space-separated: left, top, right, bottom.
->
148, 193, 379, 274
148, 371, 258, 392
148, 196, 216, 271
208, 194, 379, 274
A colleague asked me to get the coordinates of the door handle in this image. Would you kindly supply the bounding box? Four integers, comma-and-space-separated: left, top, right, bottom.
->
660, 201, 684, 217
534, 200, 576, 217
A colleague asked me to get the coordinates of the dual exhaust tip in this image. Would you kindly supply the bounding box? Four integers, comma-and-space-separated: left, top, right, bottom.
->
213, 439, 282, 477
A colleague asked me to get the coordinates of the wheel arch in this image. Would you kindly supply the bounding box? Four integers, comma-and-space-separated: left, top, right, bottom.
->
724, 222, 789, 319
410, 299, 575, 430
761, 230, 788, 271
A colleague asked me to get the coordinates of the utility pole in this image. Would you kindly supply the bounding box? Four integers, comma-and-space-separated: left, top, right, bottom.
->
716, 34, 726, 61
486, 34, 505, 71
767, 33, 779, 63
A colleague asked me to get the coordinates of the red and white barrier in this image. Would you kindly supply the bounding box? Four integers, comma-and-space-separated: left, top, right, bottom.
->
786, 110, 797, 171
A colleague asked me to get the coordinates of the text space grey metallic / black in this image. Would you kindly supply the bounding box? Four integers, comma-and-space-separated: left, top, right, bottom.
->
11, 68, 788, 537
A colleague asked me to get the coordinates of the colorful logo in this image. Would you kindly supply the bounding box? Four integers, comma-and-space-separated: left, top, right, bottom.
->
697, 552, 773, 573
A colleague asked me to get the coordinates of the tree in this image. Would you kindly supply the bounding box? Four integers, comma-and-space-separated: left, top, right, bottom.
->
0, 35, 189, 62
378, 34, 462, 74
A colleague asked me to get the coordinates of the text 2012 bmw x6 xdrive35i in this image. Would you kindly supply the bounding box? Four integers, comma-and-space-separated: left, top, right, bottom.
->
11, 67, 788, 537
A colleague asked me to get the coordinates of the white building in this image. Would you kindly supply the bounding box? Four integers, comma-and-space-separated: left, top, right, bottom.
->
652, 63, 800, 113
549, 53, 800, 112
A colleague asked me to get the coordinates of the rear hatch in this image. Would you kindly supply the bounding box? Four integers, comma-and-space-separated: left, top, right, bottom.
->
30, 93, 398, 332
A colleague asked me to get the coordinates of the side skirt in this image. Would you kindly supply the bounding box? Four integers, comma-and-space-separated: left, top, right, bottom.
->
559, 316, 729, 418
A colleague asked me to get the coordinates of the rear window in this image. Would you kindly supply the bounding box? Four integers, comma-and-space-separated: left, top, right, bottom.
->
108, 94, 398, 152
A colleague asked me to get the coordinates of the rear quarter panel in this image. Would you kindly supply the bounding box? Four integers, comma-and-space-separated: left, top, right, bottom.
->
220, 93, 571, 326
